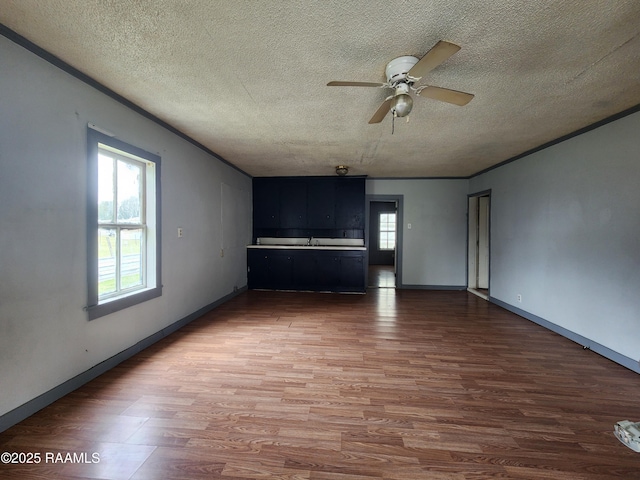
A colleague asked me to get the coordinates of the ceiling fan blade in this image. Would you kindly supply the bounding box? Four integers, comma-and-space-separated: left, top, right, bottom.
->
368, 98, 393, 124
418, 86, 474, 106
327, 81, 385, 87
408, 41, 461, 80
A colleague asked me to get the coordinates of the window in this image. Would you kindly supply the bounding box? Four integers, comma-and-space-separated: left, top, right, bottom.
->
379, 212, 396, 250
87, 127, 161, 320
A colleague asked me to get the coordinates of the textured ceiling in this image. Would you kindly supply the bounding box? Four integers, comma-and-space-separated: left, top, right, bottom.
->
2, 0, 640, 177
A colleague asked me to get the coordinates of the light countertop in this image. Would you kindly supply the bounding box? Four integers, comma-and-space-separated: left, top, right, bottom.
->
250, 237, 366, 250
247, 245, 366, 251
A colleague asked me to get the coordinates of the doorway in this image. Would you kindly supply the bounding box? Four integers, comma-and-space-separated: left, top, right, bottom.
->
366, 195, 403, 289
468, 191, 490, 300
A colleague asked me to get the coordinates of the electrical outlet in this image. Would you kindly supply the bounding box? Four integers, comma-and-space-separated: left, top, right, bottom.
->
177, 227, 183, 238
517, 294, 522, 303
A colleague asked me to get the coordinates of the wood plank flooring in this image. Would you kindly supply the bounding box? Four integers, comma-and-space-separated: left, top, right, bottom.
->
368, 265, 395, 288
1, 289, 639, 479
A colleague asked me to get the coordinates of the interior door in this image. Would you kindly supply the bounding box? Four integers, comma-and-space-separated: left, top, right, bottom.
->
468, 193, 490, 292
477, 196, 490, 289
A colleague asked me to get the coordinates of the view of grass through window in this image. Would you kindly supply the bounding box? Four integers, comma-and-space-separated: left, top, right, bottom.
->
97, 149, 146, 297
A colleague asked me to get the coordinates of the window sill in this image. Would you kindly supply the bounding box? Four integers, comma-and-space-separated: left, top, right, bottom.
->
88, 285, 162, 320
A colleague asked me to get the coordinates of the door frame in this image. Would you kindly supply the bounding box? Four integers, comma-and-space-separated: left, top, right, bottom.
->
467, 190, 491, 299
365, 194, 404, 289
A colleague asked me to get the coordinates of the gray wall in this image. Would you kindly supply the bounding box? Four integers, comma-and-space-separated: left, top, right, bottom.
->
0, 36, 252, 418
366, 179, 468, 287
470, 110, 640, 365
2, 26, 637, 425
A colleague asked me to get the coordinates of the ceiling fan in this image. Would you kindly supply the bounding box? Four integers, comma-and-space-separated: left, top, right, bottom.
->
327, 40, 474, 124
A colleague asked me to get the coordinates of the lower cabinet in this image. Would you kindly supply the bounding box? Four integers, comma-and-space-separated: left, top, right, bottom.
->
247, 251, 293, 290
338, 255, 366, 290
248, 249, 365, 292
268, 254, 294, 289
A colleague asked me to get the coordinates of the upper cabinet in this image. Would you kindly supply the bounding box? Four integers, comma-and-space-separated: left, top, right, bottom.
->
252, 176, 365, 235
335, 179, 365, 229
308, 179, 336, 229
253, 178, 280, 229
279, 179, 308, 229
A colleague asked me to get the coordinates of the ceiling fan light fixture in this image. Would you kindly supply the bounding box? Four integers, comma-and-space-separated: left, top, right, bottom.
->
327, 40, 471, 125
335, 165, 349, 176
391, 93, 413, 117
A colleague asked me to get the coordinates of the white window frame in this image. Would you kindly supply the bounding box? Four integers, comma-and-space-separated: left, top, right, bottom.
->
379, 212, 396, 251
87, 127, 161, 320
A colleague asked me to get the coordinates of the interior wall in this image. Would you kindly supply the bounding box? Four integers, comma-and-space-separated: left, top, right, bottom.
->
0, 36, 252, 418
366, 179, 468, 288
469, 110, 640, 365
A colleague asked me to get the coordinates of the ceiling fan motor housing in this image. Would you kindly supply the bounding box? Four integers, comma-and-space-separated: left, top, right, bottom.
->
385, 56, 419, 84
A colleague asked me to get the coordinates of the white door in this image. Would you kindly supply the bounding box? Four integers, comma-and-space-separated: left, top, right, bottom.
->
477, 196, 490, 289
468, 194, 490, 291
467, 196, 478, 288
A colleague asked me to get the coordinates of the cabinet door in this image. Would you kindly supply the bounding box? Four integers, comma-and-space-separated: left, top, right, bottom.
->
269, 254, 294, 289
335, 179, 365, 229
316, 253, 340, 289
340, 254, 365, 291
308, 179, 336, 228
253, 179, 280, 228
292, 252, 317, 290
280, 181, 308, 228
247, 250, 270, 289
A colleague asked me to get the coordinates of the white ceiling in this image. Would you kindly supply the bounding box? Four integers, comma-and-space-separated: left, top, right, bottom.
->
2, 1, 640, 178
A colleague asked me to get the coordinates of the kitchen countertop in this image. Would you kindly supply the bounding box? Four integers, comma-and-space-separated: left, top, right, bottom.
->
247, 244, 366, 251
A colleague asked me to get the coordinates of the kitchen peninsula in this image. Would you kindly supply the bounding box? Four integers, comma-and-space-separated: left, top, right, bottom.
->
248, 176, 366, 292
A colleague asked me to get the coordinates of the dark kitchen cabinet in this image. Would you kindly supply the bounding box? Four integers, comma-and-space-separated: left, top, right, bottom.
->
247, 250, 268, 289
316, 253, 340, 287
307, 179, 336, 228
339, 254, 365, 290
292, 253, 317, 289
252, 176, 365, 236
248, 248, 365, 293
269, 254, 294, 289
253, 179, 280, 229
250, 176, 365, 292
335, 180, 365, 229
247, 250, 294, 290
279, 180, 308, 228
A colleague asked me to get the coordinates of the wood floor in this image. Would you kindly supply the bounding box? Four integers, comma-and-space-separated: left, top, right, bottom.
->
1, 289, 639, 479
368, 265, 395, 288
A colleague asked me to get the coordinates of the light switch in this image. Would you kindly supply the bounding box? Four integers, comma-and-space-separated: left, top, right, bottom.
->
407, 223, 412, 230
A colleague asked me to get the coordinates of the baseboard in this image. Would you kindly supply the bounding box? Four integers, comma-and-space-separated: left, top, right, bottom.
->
0, 286, 247, 433
489, 296, 640, 375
